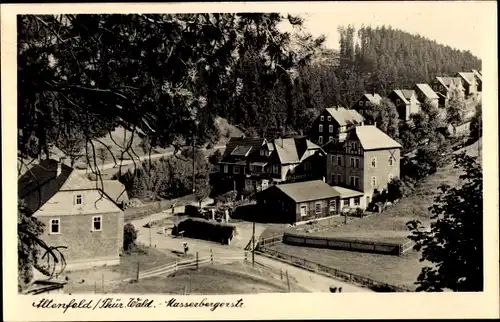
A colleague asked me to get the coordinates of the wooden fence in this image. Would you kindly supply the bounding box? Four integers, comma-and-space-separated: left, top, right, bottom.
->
245, 233, 284, 251
257, 247, 411, 292
282, 232, 413, 256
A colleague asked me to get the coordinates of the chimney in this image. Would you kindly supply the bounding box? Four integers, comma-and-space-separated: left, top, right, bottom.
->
374, 122, 377, 127
57, 157, 66, 176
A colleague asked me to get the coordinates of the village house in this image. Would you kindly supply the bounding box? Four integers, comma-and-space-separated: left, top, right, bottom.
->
413, 83, 439, 109
430, 76, 465, 107
218, 136, 325, 196
18, 158, 125, 272
455, 72, 478, 96
388, 89, 421, 122
322, 125, 402, 208
471, 69, 482, 92
256, 180, 364, 223
308, 106, 365, 145
351, 93, 383, 119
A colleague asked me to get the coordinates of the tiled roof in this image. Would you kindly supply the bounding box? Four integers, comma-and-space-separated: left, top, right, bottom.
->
352, 125, 402, 150
83, 180, 129, 204
275, 180, 340, 203
325, 107, 365, 126
221, 137, 267, 160
363, 93, 382, 105
415, 84, 439, 100
18, 159, 73, 199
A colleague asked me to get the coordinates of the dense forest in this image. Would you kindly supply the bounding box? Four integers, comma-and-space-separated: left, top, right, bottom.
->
217, 25, 482, 137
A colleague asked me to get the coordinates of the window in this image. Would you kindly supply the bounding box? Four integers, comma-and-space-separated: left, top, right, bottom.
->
354, 197, 360, 206
272, 164, 279, 174
75, 194, 82, 205
329, 136, 333, 142
396, 99, 401, 105
440, 85, 444, 91
371, 157, 377, 168
331, 173, 336, 184
349, 176, 360, 188
329, 125, 334, 133
223, 165, 228, 173
260, 149, 266, 156
330, 155, 335, 164
304, 162, 311, 171
233, 166, 240, 174
92, 216, 102, 231
355, 158, 360, 168
315, 202, 321, 214
50, 218, 60, 234
318, 124, 323, 132
389, 157, 394, 166
350, 157, 355, 168
337, 156, 342, 166
329, 200, 336, 211
320, 115, 324, 121
327, 116, 331, 121
318, 136, 323, 144
359, 101, 364, 106
300, 205, 307, 217
371, 176, 377, 188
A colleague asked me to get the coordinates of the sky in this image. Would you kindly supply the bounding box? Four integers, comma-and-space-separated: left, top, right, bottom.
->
281, 2, 490, 59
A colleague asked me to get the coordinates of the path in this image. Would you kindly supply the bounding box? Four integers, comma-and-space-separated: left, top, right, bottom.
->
76, 145, 226, 174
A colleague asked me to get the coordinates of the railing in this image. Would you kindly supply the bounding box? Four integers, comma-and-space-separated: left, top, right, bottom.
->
257, 246, 411, 292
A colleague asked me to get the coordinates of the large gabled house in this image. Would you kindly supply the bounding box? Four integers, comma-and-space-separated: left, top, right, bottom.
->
322, 125, 402, 209
308, 106, 365, 145
430, 76, 465, 107
218, 136, 326, 195
455, 72, 479, 96
413, 84, 439, 109
18, 159, 125, 271
351, 93, 383, 119
388, 89, 421, 122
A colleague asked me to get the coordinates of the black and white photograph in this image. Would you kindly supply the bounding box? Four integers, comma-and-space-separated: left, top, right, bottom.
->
2, 1, 499, 320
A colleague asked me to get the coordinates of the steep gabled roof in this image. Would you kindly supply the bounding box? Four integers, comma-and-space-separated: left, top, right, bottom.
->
351, 125, 402, 150
436, 76, 463, 89
273, 137, 321, 164
274, 180, 340, 203
415, 84, 439, 100
392, 90, 410, 104
18, 159, 73, 199
325, 107, 365, 126
457, 72, 475, 85
363, 93, 382, 105
472, 69, 482, 81
221, 137, 267, 160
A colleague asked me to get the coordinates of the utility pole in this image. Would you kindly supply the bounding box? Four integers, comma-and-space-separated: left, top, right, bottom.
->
149, 212, 152, 247
192, 124, 196, 201
252, 220, 255, 266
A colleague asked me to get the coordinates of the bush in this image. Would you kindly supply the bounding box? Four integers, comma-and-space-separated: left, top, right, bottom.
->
355, 207, 364, 217
123, 223, 138, 252
172, 218, 236, 245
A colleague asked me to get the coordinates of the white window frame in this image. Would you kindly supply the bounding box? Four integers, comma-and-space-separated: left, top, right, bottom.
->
327, 116, 331, 121
350, 157, 355, 168
359, 101, 364, 106
329, 125, 334, 133
354, 197, 360, 206
50, 218, 61, 234
318, 124, 323, 132
329, 136, 333, 142
75, 194, 83, 205
233, 166, 240, 174
320, 115, 324, 121
92, 215, 102, 232
396, 99, 401, 105
371, 176, 377, 188
371, 157, 377, 168
315, 202, 322, 214
300, 205, 308, 217
355, 158, 360, 168
330, 155, 335, 164
318, 136, 323, 145
329, 200, 336, 211
272, 164, 279, 174
223, 165, 228, 173
440, 85, 444, 91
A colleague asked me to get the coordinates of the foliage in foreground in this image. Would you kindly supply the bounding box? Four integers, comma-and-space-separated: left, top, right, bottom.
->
406, 153, 483, 292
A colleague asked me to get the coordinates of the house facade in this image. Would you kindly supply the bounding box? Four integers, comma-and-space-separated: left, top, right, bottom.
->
351, 93, 383, 120
218, 136, 326, 196
388, 89, 421, 121
413, 84, 439, 109
323, 125, 402, 208
18, 159, 125, 271
430, 77, 465, 107
472, 69, 482, 92
308, 107, 365, 145
256, 180, 363, 223
456, 72, 478, 96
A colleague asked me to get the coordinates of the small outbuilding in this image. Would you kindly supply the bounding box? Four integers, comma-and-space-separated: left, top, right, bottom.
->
256, 180, 363, 223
